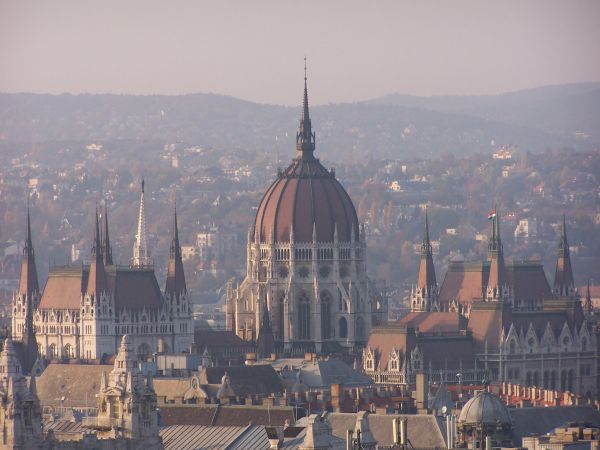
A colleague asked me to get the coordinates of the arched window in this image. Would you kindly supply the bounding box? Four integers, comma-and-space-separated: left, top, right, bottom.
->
138, 343, 151, 360
356, 316, 365, 340
298, 292, 310, 340
561, 370, 567, 391
321, 291, 331, 340
63, 344, 72, 359
543, 371, 549, 388
551, 371, 557, 390
568, 369, 574, 392
277, 295, 285, 340
581, 337, 588, 352
339, 317, 348, 339
533, 371, 539, 387
49, 343, 57, 360
509, 339, 516, 354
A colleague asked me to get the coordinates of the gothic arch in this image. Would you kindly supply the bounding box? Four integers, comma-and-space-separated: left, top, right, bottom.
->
320, 290, 332, 340
339, 317, 348, 339
298, 291, 310, 340
356, 316, 365, 340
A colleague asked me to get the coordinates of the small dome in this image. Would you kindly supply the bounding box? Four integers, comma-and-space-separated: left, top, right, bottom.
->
458, 390, 511, 426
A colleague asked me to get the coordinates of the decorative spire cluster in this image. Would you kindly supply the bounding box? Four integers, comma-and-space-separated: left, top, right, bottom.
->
87, 208, 107, 295
296, 57, 316, 158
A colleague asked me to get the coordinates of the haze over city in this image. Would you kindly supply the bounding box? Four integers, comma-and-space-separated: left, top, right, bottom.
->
2, 0, 600, 105
1, 2, 600, 449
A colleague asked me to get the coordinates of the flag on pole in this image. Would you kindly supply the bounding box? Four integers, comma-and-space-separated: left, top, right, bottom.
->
487, 210, 497, 221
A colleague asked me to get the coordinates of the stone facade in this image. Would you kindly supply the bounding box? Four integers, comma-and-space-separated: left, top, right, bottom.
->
12, 200, 193, 362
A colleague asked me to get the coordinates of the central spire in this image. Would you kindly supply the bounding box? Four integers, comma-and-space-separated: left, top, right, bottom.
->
296, 57, 316, 159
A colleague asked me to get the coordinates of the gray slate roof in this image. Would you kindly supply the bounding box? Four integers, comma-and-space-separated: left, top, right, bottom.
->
509, 406, 600, 442
297, 359, 372, 389
36, 363, 112, 408
160, 424, 270, 450
301, 412, 447, 449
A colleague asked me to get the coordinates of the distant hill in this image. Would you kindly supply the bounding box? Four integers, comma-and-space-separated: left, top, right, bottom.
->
370, 83, 600, 144
0, 84, 598, 162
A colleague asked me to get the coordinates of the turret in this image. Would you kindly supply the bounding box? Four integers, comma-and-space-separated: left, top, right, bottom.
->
256, 299, 275, 359
486, 208, 509, 302
554, 215, 575, 297
412, 211, 438, 312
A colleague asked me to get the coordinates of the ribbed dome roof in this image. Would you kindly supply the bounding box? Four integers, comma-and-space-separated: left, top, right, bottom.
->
253, 157, 359, 244
252, 67, 359, 244
458, 390, 511, 426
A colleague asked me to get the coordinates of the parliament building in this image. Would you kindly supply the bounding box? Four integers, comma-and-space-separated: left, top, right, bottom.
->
226, 71, 387, 354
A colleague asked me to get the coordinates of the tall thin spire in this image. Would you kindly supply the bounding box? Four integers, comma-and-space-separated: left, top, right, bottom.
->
165, 204, 186, 298
554, 214, 575, 296
18, 205, 41, 374
486, 207, 506, 300
417, 211, 436, 290
133, 178, 151, 266
19, 205, 39, 297
103, 204, 113, 266
87, 207, 107, 295
296, 57, 316, 158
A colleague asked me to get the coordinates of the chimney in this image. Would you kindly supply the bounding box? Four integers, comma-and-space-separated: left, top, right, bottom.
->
331, 383, 343, 412
415, 372, 428, 413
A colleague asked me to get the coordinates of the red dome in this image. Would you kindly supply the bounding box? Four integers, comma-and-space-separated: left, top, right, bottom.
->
253, 156, 359, 244
254, 72, 359, 244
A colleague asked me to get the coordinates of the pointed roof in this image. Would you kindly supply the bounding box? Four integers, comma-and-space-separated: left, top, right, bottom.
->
133, 178, 151, 266
165, 205, 186, 297
554, 215, 575, 296
296, 57, 316, 159
19, 206, 39, 297
417, 211, 437, 290
102, 204, 113, 266
256, 300, 275, 359
87, 208, 107, 295
487, 208, 505, 289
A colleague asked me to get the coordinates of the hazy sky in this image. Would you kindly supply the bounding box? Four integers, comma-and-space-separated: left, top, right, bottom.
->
1, 0, 599, 105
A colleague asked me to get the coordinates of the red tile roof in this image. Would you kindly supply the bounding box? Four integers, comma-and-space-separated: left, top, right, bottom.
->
399, 312, 466, 334
38, 265, 162, 311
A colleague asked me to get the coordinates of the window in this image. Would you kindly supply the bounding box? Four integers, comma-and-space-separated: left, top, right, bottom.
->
321, 291, 331, 340
298, 292, 310, 340
339, 317, 348, 339
277, 296, 285, 340
356, 316, 365, 339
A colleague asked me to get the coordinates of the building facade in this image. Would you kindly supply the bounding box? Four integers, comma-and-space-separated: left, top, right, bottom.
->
12, 193, 194, 362
365, 213, 598, 398
226, 70, 386, 354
